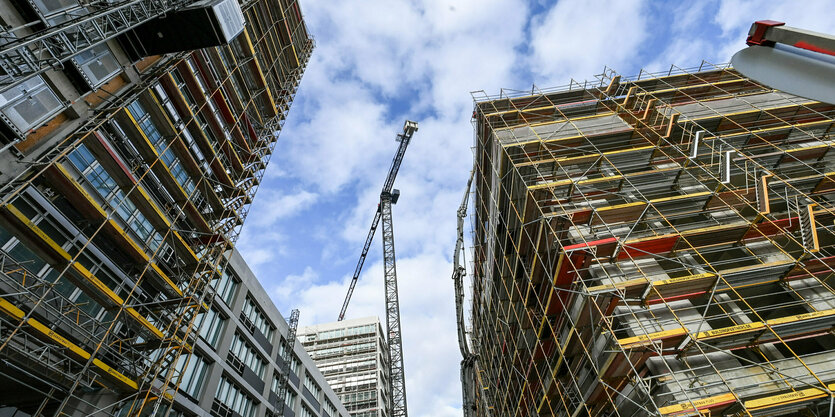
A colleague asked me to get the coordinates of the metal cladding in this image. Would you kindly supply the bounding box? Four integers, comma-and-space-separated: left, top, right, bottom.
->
0, 0, 313, 414
468, 64, 835, 416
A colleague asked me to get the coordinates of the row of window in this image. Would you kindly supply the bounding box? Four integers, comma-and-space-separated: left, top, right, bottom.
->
198, 307, 227, 347
212, 269, 239, 306
230, 332, 267, 378
176, 353, 210, 398
340, 389, 377, 407
319, 358, 376, 376
215, 376, 256, 417
127, 99, 197, 196
67, 142, 166, 255
309, 341, 376, 359
242, 296, 275, 340
310, 324, 377, 342
304, 374, 322, 398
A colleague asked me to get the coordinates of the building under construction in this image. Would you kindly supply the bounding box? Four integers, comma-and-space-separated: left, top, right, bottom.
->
0, 0, 335, 415
299, 317, 391, 417
469, 64, 835, 416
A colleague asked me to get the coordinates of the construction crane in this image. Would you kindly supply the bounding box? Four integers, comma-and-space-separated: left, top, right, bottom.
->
274, 309, 300, 416
452, 171, 478, 417
732, 20, 835, 105
337, 120, 418, 417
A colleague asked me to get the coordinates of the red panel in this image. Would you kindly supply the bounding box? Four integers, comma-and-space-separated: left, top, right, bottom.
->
94, 131, 136, 183
744, 216, 797, 239
620, 235, 678, 260
645, 291, 708, 305
194, 234, 226, 245
243, 113, 258, 144
212, 91, 235, 126
563, 237, 616, 251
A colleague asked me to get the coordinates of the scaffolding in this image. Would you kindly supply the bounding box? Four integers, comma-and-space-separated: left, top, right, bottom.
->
0, 0, 312, 414
469, 63, 835, 416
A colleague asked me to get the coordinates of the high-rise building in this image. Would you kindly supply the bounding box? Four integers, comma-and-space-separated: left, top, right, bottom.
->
469, 65, 835, 416
299, 317, 391, 417
0, 0, 326, 415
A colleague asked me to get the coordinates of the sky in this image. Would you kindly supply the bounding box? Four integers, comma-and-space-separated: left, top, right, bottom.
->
235, 1, 835, 416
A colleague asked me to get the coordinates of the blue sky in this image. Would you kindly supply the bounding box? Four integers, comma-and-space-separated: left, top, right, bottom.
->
236, 1, 835, 415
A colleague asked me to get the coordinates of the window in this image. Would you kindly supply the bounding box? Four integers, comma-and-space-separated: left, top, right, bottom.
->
127, 100, 196, 195
67, 143, 165, 254
175, 352, 209, 398
285, 390, 296, 410
214, 376, 255, 417
0, 75, 63, 133
242, 297, 275, 340
304, 374, 321, 398
73, 43, 120, 87
197, 306, 226, 347
229, 333, 266, 378
324, 399, 337, 416
290, 355, 300, 376
151, 83, 212, 176
298, 406, 314, 417
211, 269, 239, 305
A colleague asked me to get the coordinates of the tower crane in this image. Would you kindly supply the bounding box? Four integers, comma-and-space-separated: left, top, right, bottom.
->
338, 120, 418, 417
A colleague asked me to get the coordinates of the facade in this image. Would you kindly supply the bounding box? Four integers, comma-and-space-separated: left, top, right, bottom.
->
208, 249, 350, 417
469, 65, 835, 416
299, 317, 390, 417
0, 0, 322, 416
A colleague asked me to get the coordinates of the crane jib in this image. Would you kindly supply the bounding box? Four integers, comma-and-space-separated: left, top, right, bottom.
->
337, 120, 419, 321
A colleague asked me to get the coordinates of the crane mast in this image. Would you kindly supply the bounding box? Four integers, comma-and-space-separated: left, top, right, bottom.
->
337, 120, 418, 417
380, 191, 408, 417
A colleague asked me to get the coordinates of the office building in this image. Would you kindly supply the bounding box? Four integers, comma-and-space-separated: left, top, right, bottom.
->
299, 317, 390, 417
205, 249, 349, 417
0, 0, 332, 415
468, 65, 835, 416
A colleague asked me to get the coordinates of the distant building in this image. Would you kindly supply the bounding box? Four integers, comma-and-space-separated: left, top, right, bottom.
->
467, 65, 835, 416
300, 317, 391, 417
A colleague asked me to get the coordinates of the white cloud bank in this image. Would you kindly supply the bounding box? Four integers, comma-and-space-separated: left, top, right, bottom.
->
237, 1, 835, 416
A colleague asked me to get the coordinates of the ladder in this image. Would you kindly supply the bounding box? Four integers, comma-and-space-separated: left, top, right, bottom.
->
274, 309, 300, 415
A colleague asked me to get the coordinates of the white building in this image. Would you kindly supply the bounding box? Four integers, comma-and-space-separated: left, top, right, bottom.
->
299, 317, 390, 417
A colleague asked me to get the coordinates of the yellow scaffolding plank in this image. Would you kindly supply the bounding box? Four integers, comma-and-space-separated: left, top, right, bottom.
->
0, 298, 138, 391
658, 393, 737, 416
3, 204, 164, 339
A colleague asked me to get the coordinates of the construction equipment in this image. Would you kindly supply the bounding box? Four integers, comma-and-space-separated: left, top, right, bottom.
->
337, 120, 418, 417
732, 20, 835, 105
274, 309, 300, 416
452, 171, 480, 417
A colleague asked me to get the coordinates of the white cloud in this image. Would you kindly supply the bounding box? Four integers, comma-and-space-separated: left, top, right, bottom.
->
528, 0, 648, 85
250, 189, 318, 227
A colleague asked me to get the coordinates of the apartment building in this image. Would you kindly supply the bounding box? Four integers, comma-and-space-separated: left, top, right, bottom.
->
299, 317, 391, 417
